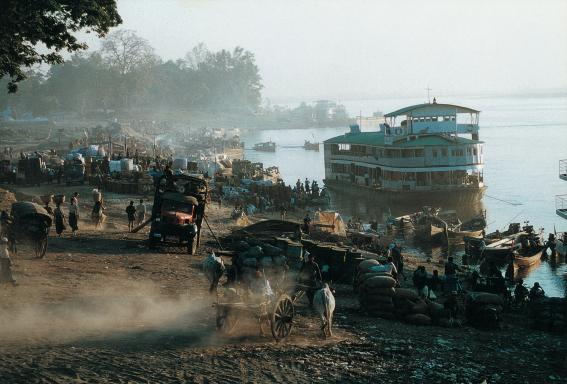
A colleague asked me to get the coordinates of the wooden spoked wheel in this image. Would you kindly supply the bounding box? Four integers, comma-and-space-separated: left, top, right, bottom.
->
216, 307, 239, 335
271, 294, 294, 341
34, 235, 48, 258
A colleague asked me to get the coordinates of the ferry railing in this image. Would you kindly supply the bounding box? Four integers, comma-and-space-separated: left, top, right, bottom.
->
560, 159, 567, 181
556, 194, 567, 220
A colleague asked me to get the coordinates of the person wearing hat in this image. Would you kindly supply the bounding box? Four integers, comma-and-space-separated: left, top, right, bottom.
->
298, 252, 322, 308
0, 237, 16, 285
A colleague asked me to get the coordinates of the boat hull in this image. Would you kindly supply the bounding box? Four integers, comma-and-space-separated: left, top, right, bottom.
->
324, 179, 486, 206
514, 250, 543, 268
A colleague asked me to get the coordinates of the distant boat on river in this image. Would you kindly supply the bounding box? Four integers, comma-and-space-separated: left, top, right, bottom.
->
304, 140, 320, 151
253, 141, 276, 152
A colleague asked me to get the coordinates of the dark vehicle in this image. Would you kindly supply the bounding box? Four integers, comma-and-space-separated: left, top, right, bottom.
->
8, 202, 52, 258
149, 174, 208, 255
17, 157, 43, 186
64, 159, 85, 184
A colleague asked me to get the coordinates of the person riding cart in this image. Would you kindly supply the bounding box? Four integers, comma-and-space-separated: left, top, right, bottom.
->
298, 252, 322, 308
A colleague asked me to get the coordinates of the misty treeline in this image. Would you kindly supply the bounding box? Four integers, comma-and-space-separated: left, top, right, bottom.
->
0, 30, 262, 117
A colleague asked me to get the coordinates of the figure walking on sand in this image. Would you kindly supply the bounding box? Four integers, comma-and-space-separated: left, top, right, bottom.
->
136, 199, 146, 227
69, 197, 79, 236
0, 237, 16, 285
92, 191, 105, 229
126, 201, 136, 232
54, 203, 66, 237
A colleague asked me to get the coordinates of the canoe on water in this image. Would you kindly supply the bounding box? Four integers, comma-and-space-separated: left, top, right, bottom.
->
514, 249, 543, 268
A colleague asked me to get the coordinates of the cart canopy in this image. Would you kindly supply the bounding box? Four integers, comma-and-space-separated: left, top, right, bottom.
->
11, 202, 52, 227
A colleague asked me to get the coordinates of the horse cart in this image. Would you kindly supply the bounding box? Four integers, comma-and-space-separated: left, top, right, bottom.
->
8, 202, 52, 258
214, 285, 308, 342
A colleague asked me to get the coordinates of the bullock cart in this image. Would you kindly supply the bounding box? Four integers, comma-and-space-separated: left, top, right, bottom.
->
214, 284, 309, 342
8, 202, 52, 258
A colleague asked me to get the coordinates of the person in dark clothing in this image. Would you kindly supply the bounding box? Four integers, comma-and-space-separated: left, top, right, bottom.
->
412, 265, 428, 293
428, 269, 443, 293
302, 214, 311, 234
298, 252, 322, 308
126, 201, 136, 232
444, 291, 460, 319
54, 203, 66, 237
391, 244, 405, 279
56, 166, 63, 184
444, 256, 460, 293
514, 279, 529, 306
529, 282, 545, 301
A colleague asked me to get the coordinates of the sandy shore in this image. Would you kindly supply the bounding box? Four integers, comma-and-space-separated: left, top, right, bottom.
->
0, 183, 564, 383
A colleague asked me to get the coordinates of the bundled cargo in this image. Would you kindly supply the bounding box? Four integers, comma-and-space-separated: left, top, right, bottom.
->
92, 189, 102, 203
465, 292, 504, 329
358, 274, 397, 319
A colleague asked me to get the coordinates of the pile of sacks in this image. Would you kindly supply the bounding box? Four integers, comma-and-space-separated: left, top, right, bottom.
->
356, 259, 452, 325
528, 297, 567, 333
356, 259, 397, 320
234, 240, 287, 285
464, 292, 504, 329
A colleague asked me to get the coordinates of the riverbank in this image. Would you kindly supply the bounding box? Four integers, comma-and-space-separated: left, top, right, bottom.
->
0, 183, 565, 383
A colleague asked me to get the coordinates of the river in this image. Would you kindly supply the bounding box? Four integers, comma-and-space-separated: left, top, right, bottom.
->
240, 95, 567, 297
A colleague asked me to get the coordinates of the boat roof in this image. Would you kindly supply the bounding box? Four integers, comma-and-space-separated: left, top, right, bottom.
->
324, 132, 482, 147
384, 103, 480, 118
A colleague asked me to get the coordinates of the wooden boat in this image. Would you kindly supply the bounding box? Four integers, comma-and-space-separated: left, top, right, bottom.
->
253, 141, 276, 152
447, 215, 486, 244
514, 248, 543, 268
304, 140, 320, 151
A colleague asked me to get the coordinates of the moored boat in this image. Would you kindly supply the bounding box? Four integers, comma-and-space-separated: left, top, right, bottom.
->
514, 248, 543, 268
304, 140, 320, 151
253, 141, 276, 152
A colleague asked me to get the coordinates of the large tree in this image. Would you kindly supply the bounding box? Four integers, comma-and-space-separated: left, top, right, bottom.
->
0, 0, 121, 92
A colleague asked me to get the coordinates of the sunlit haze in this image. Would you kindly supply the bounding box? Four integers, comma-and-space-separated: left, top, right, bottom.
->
79, 0, 567, 102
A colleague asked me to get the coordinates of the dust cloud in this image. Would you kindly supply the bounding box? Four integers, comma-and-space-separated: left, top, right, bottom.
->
0, 281, 212, 345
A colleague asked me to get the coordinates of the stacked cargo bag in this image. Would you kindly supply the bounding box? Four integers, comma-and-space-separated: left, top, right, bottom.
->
353, 259, 380, 292
465, 292, 504, 329
528, 297, 567, 333
391, 288, 430, 325
358, 274, 397, 319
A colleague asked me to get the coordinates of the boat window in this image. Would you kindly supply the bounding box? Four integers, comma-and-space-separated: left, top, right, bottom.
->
339, 144, 351, 151
432, 149, 438, 158
441, 148, 448, 157
414, 149, 424, 157
473, 148, 478, 155
432, 117, 438, 121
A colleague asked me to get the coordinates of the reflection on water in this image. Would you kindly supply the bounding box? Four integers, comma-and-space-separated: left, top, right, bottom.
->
240, 95, 567, 297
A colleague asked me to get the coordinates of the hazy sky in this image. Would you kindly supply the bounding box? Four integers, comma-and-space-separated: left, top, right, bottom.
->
86, 0, 567, 102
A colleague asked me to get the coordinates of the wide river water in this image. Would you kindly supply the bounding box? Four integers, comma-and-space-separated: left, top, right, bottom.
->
241, 95, 567, 297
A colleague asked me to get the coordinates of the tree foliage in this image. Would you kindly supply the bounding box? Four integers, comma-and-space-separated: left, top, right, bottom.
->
0, 32, 264, 115
0, 0, 122, 92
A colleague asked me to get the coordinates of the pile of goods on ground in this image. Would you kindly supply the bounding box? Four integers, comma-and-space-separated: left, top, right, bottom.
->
528, 297, 567, 333
355, 259, 451, 325
464, 292, 504, 329
233, 240, 288, 287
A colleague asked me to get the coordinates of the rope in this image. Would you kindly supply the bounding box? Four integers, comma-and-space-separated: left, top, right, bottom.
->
484, 194, 522, 206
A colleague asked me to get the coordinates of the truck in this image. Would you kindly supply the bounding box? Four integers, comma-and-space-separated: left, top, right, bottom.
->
148, 174, 208, 255
64, 158, 85, 184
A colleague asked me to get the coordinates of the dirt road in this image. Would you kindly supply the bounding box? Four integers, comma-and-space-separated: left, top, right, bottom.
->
0, 184, 565, 383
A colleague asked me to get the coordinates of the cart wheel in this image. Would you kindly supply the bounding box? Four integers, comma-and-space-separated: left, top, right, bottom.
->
271, 294, 294, 341
216, 307, 239, 335
35, 236, 48, 258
